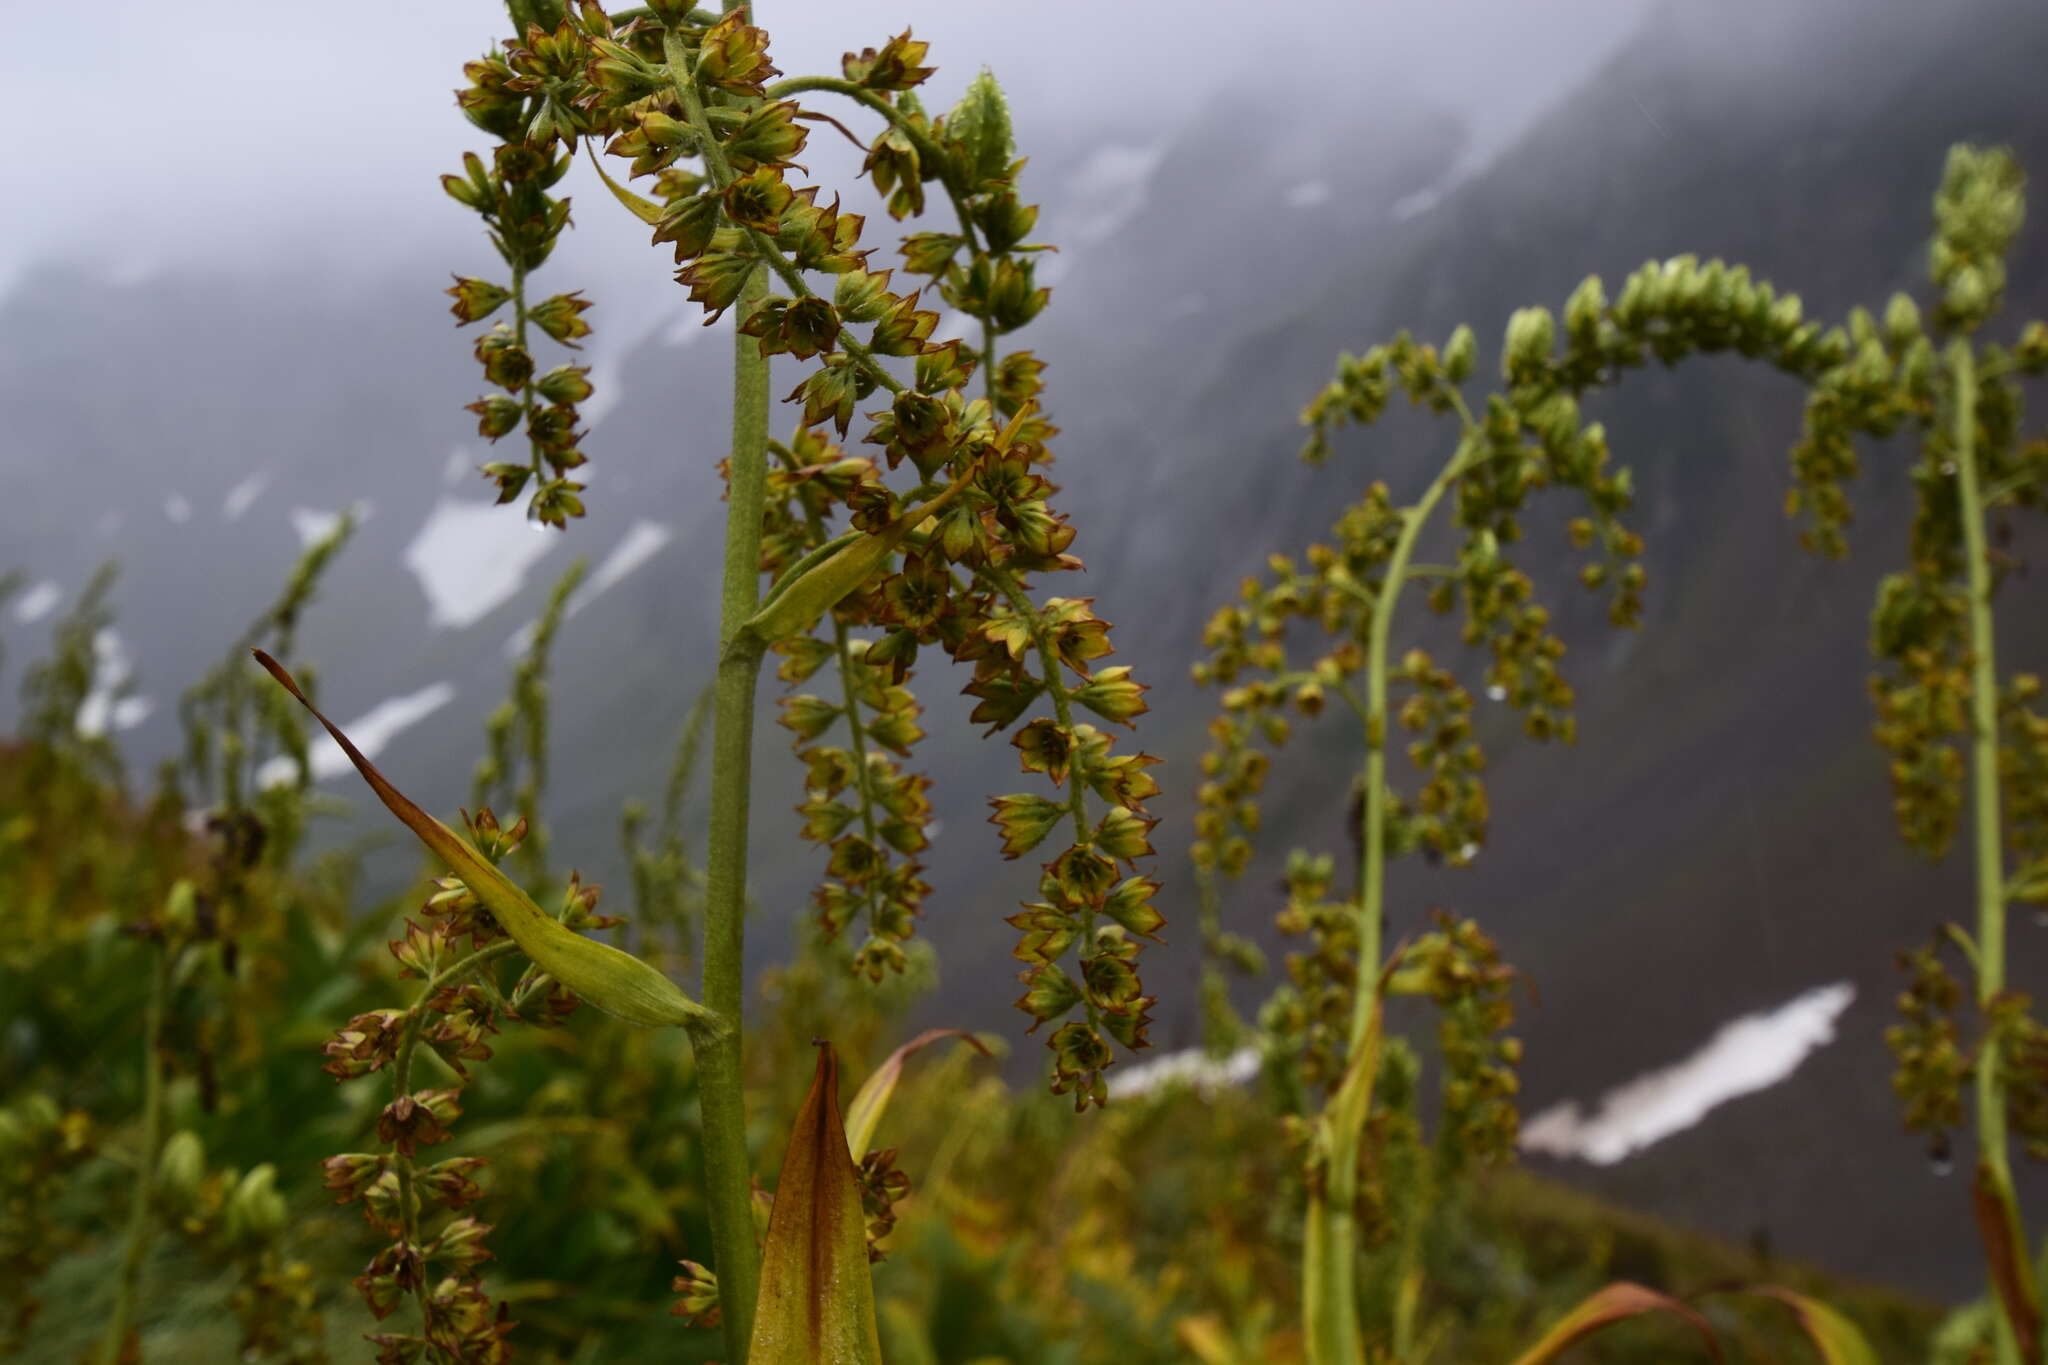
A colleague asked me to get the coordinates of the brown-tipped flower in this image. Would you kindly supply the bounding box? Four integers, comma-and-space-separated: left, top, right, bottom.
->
376, 1090, 461, 1158
446, 277, 512, 325
528, 292, 593, 347
842, 30, 934, 91
321, 1153, 388, 1205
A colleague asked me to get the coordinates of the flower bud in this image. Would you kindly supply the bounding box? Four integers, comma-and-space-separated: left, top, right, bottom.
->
446, 277, 511, 325
1502, 306, 1554, 384
465, 395, 521, 441
224, 1164, 287, 1246
156, 1130, 205, 1212
1884, 292, 1922, 349
1441, 324, 1476, 383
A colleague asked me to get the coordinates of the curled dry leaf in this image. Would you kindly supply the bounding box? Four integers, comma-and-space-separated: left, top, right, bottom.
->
1734, 1286, 1879, 1365
1506, 1281, 1723, 1365
843, 1027, 994, 1160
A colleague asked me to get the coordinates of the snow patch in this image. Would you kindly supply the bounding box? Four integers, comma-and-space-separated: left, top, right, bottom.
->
13, 580, 61, 624
1521, 982, 1856, 1165
255, 681, 458, 789
405, 497, 558, 630
110, 696, 154, 731
505, 520, 673, 655
1110, 1046, 1261, 1100
1391, 185, 1444, 222
75, 629, 140, 738
290, 501, 369, 548
221, 471, 270, 521
1065, 142, 1169, 244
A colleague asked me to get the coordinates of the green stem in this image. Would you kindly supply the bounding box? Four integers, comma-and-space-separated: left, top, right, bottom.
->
512, 260, 543, 490
1350, 446, 1464, 1056
102, 949, 173, 1365
670, 18, 771, 1357
1953, 339, 2037, 1365
1310, 428, 1473, 1365
697, 277, 771, 1365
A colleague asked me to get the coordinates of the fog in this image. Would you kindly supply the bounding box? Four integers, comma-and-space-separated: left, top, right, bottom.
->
2, 0, 1650, 299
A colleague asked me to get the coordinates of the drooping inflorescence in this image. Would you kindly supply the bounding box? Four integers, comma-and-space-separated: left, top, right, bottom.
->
460, 2, 1168, 1104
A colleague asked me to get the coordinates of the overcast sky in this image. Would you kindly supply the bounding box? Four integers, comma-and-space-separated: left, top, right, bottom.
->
2, 0, 1657, 300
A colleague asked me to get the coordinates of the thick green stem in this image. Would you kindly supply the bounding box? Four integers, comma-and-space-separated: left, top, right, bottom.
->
696, 278, 771, 1363
1953, 339, 2037, 1365
512, 260, 542, 489
102, 949, 172, 1365
669, 17, 772, 1357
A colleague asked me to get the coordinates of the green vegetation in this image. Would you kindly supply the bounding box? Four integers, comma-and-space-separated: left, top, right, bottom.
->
3, 2, 2046, 1363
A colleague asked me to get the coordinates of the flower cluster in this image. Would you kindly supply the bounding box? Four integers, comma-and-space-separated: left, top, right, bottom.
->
320, 810, 616, 1364
1203, 250, 1880, 1095
765, 428, 937, 982
474, 3, 1164, 1099
1393, 914, 1521, 1173
446, 21, 598, 527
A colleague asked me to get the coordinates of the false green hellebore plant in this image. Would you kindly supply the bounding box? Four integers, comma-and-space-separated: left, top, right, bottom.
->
267, 0, 1162, 1360
1194, 146, 2048, 1360
1836, 145, 2048, 1365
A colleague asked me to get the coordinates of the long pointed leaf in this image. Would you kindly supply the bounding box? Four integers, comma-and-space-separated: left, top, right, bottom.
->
1507, 1282, 1723, 1365
585, 140, 664, 225
740, 405, 1038, 650
749, 1044, 883, 1364
1302, 989, 1385, 1365
844, 1028, 993, 1160
252, 650, 719, 1037
1739, 1287, 1878, 1365
1974, 1160, 2044, 1361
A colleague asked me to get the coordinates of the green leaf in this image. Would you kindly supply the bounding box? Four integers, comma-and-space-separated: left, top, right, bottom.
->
1303, 986, 1386, 1364
1737, 1287, 1877, 1365
748, 1044, 883, 1365
585, 141, 664, 225
1974, 1160, 2045, 1362
1506, 1282, 1722, 1365
844, 1028, 993, 1159
252, 650, 720, 1039
741, 407, 1034, 650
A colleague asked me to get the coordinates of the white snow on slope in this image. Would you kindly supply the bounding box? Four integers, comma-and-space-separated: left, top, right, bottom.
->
405, 497, 557, 629
254, 681, 457, 789
1521, 982, 1856, 1165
